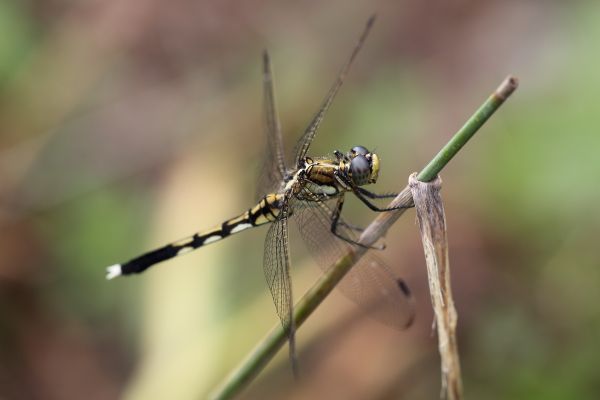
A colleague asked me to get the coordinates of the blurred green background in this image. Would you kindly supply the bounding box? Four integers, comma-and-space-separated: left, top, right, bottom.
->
1, 0, 599, 399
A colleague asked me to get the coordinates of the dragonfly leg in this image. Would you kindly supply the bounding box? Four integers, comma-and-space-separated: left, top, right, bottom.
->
353, 188, 411, 212
330, 196, 385, 250
355, 186, 399, 199
338, 220, 365, 232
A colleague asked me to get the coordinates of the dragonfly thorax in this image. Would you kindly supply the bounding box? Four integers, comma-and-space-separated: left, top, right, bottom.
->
288, 157, 342, 199
286, 146, 381, 202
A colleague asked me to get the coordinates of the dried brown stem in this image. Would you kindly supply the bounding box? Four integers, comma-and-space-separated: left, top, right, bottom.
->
409, 173, 462, 400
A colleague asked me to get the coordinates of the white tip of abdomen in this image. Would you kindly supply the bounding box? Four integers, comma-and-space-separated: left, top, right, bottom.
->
106, 264, 122, 280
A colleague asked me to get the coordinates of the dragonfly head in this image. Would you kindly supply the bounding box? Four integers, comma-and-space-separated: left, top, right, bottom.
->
346, 146, 380, 186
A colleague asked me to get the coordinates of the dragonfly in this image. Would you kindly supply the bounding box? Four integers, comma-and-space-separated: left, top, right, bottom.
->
106, 16, 414, 372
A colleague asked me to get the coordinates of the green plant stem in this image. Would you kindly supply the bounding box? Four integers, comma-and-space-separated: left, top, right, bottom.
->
418, 76, 518, 182
209, 75, 518, 400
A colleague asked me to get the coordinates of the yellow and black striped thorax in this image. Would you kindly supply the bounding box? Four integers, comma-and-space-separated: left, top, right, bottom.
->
299, 157, 346, 198
292, 147, 381, 201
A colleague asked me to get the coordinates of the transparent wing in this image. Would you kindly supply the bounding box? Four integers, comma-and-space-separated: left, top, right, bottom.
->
256, 51, 287, 199
292, 190, 415, 329
292, 15, 375, 166
263, 204, 297, 369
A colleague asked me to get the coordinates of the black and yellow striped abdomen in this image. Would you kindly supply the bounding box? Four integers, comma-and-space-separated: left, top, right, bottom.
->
108, 194, 284, 278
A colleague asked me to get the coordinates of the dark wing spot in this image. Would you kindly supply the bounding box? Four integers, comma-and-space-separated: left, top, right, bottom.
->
397, 279, 412, 297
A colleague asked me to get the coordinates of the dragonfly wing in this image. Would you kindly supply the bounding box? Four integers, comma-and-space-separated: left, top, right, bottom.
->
263, 203, 297, 371
256, 51, 287, 199
293, 192, 415, 329
292, 16, 375, 165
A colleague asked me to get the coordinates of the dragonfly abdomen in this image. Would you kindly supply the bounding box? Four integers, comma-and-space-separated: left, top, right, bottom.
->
106, 193, 283, 279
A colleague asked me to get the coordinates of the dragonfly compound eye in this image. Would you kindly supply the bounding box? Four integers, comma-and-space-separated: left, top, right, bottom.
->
349, 155, 371, 185
350, 146, 369, 157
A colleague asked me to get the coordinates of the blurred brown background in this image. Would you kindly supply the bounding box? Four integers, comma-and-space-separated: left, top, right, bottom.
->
1, 0, 599, 399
